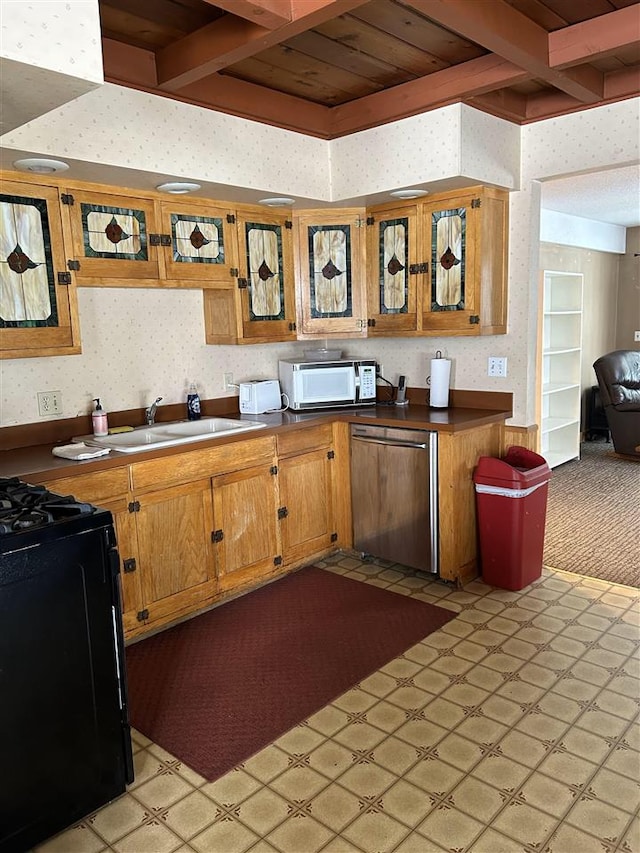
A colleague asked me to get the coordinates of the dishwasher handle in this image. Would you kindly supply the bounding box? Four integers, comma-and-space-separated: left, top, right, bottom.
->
351, 434, 430, 451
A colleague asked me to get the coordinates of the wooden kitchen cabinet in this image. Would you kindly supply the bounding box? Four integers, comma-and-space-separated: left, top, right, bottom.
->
293, 209, 367, 338
41, 467, 144, 634
437, 423, 502, 585
133, 478, 217, 626
212, 462, 282, 593
204, 206, 297, 344
157, 197, 239, 285
420, 186, 508, 336
366, 186, 508, 338
0, 178, 81, 359
63, 186, 239, 289
365, 201, 422, 335
276, 424, 336, 565
63, 187, 162, 284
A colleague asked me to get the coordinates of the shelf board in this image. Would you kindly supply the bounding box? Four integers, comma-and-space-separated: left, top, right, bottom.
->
543, 347, 581, 356
544, 310, 582, 316
545, 449, 580, 469
543, 382, 580, 395
542, 416, 579, 434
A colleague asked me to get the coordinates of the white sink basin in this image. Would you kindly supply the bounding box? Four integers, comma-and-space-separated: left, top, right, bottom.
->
83, 417, 267, 453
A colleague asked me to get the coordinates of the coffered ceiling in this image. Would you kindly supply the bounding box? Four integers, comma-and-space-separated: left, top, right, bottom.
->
100, 0, 640, 139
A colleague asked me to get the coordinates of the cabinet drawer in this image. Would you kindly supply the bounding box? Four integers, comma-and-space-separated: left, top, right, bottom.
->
131, 435, 276, 492
43, 467, 130, 504
276, 424, 333, 458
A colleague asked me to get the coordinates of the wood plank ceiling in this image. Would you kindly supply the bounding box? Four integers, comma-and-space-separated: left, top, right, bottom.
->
100, 0, 640, 139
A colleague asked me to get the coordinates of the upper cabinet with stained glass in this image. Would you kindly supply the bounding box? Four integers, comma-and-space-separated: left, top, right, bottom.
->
293, 210, 367, 338
204, 207, 296, 345
421, 186, 508, 336
157, 199, 238, 285
366, 202, 421, 335
63, 188, 161, 284
1, 179, 80, 358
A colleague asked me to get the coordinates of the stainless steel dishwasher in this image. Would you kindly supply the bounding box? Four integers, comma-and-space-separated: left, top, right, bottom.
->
350, 423, 438, 574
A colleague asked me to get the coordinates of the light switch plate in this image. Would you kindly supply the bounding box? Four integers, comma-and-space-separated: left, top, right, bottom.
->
634, 331, 640, 342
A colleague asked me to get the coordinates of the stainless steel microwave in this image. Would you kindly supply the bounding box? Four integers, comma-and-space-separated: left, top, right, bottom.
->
278, 358, 377, 410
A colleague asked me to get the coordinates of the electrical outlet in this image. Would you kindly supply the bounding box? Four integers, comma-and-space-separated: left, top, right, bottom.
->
376, 363, 384, 378
487, 357, 507, 377
634, 331, 640, 342
37, 391, 63, 416
223, 372, 234, 391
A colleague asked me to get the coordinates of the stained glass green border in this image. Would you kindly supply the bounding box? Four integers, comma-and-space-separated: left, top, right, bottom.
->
308, 224, 352, 319
379, 217, 409, 315
81, 203, 148, 261
171, 213, 225, 264
0, 193, 58, 328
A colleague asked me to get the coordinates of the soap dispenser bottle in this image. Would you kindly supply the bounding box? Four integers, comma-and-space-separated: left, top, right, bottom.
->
92, 398, 109, 436
186, 382, 201, 421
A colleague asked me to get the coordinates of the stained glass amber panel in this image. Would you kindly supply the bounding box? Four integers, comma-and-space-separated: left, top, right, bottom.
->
246, 222, 284, 320
431, 207, 466, 311
308, 224, 352, 318
379, 217, 408, 314
0, 195, 57, 327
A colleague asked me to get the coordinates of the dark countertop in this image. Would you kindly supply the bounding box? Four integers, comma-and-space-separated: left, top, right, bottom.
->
1, 403, 511, 484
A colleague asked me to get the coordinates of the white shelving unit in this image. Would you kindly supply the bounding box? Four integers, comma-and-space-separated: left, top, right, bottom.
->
541, 271, 584, 468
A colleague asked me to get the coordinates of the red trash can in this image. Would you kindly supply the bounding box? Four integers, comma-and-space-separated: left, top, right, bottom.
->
473, 446, 552, 590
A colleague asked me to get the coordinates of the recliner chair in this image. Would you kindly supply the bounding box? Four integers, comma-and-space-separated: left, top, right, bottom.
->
593, 350, 640, 457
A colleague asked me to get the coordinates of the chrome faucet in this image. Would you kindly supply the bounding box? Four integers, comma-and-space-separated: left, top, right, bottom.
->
145, 396, 163, 425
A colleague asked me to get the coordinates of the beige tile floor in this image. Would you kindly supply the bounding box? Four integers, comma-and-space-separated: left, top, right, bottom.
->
36, 556, 639, 853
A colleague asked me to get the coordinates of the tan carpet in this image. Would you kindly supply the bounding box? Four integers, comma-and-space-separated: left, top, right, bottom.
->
543, 440, 640, 587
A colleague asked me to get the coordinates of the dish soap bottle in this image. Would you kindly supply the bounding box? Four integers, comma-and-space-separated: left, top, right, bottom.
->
92, 398, 109, 437
187, 382, 201, 421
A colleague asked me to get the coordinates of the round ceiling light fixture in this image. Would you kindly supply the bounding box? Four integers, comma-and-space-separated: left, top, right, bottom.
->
258, 197, 295, 207
156, 181, 201, 194
389, 188, 429, 199
13, 157, 70, 174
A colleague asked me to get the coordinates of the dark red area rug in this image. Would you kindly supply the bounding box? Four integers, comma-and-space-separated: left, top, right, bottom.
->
125, 566, 455, 782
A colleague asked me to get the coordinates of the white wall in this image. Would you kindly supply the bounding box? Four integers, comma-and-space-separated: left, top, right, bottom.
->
0, 0, 103, 133
540, 210, 626, 254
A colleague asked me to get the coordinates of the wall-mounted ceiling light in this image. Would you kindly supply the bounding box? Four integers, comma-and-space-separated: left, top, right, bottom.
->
13, 157, 70, 174
258, 197, 295, 207
389, 189, 429, 199
156, 181, 201, 194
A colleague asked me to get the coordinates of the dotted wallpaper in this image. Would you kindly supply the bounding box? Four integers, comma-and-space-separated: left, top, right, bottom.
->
330, 107, 461, 199
459, 106, 520, 189
1, 0, 102, 81
2, 84, 331, 201
1, 82, 638, 426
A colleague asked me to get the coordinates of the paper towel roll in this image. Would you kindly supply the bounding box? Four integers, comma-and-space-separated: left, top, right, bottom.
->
429, 357, 451, 408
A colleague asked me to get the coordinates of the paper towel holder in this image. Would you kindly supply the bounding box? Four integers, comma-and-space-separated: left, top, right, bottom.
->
426, 350, 451, 409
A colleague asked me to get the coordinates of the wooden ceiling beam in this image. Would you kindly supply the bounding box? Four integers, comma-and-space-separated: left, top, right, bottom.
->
102, 37, 158, 88
204, 0, 293, 30
603, 66, 640, 100
330, 53, 530, 137
402, 0, 605, 102
176, 72, 332, 137
549, 6, 640, 69
156, 0, 369, 91
467, 89, 528, 123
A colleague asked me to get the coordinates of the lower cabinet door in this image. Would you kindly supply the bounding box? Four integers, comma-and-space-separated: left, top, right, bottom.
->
212, 463, 281, 592
135, 479, 217, 625
279, 448, 334, 564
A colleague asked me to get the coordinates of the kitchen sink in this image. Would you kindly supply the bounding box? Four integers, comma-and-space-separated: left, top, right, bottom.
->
81, 417, 267, 453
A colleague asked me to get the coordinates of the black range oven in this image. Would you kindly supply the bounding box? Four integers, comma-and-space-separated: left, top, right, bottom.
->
0, 477, 134, 853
